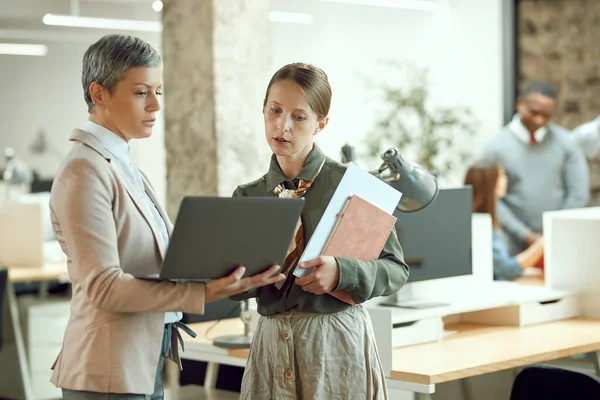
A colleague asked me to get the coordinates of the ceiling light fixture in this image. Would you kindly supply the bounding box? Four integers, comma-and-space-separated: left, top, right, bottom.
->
269, 11, 313, 24
0, 43, 48, 56
317, 0, 435, 11
42, 14, 162, 32
152, 1, 163, 12
42, 11, 313, 32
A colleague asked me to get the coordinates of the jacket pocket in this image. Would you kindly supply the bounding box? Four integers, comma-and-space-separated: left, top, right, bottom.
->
50, 349, 62, 370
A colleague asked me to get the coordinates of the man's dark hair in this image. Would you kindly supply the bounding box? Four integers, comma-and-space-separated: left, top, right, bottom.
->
521, 80, 558, 99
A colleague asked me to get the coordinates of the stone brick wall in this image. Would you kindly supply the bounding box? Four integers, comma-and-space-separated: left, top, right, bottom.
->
517, 0, 600, 204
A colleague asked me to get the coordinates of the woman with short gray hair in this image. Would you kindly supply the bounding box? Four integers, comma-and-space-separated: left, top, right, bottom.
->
49, 34, 284, 400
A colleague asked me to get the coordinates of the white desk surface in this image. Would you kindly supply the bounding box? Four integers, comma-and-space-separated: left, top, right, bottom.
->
184, 318, 248, 367
376, 278, 574, 324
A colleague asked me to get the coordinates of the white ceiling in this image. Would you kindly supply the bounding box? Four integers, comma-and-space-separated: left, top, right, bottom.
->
0, 0, 437, 42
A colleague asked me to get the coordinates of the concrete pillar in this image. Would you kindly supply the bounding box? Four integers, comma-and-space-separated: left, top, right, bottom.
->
162, 0, 272, 217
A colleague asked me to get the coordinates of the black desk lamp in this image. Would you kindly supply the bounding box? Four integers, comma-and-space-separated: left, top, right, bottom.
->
213, 146, 439, 349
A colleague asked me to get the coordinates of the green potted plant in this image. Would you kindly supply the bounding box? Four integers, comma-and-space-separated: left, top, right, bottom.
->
364, 63, 478, 178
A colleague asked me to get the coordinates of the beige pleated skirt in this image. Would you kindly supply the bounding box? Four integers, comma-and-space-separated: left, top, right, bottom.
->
240, 305, 388, 400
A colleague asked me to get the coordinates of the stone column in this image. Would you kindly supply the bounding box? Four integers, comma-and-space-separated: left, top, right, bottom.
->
162, 0, 272, 217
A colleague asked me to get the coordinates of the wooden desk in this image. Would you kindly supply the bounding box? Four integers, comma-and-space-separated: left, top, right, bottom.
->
391, 318, 600, 385
182, 317, 600, 398
7, 263, 69, 284
1, 263, 68, 400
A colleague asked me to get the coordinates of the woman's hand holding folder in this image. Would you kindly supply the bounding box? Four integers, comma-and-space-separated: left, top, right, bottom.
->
205, 265, 285, 302
300, 195, 398, 306
295, 256, 340, 295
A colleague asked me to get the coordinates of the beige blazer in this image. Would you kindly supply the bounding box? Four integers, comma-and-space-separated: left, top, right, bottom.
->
49, 130, 206, 395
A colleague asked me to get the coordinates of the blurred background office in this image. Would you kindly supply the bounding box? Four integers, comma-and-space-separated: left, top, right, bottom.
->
1, 1, 599, 400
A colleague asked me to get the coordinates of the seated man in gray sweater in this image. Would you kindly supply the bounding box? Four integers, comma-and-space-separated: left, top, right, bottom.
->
483, 81, 589, 255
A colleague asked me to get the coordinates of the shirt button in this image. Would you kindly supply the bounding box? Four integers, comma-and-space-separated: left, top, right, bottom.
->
285, 369, 294, 380
282, 331, 291, 340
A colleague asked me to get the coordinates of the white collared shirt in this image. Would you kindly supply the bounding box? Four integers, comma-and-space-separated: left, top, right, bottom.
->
509, 114, 548, 144
572, 115, 600, 159
83, 121, 181, 323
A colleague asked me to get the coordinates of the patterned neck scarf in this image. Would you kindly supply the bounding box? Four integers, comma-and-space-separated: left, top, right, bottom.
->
272, 159, 326, 292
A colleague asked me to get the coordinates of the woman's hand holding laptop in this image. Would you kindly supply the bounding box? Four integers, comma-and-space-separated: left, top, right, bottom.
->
205, 265, 284, 302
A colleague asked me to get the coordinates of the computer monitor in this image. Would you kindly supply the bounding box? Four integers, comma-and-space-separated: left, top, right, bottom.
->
381, 186, 473, 308
395, 186, 473, 282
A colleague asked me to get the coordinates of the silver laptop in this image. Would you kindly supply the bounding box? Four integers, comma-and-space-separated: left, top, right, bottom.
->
159, 196, 304, 281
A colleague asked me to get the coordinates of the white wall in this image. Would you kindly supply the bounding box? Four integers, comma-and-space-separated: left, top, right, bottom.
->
271, 0, 504, 186
0, 31, 166, 203
0, 39, 89, 179
0, 0, 504, 204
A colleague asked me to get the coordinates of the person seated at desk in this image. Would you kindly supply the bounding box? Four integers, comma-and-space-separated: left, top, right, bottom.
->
465, 161, 544, 280
482, 81, 589, 257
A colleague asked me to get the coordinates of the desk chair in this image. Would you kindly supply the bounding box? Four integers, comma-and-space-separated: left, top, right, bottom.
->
510, 364, 600, 399
0, 269, 7, 351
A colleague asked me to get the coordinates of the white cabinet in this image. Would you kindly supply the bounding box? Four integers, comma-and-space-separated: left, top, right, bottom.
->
391, 317, 442, 348
19, 295, 69, 400
460, 295, 581, 327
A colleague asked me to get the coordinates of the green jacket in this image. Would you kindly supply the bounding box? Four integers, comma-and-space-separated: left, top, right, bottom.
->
231, 145, 409, 315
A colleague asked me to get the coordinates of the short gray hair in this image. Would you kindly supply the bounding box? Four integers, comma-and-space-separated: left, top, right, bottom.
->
82, 34, 162, 112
